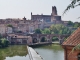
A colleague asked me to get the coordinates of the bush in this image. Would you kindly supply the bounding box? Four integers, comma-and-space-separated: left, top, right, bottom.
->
0, 38, 9, 48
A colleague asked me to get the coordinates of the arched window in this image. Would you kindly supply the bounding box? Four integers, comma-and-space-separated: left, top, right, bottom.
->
78, 53, 80, 60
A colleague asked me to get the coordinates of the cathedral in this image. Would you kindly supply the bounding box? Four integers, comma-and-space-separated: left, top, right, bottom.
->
31, 6, 62, 24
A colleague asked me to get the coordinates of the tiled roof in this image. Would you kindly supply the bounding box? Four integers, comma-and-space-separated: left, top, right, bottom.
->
62, 27, 80, 46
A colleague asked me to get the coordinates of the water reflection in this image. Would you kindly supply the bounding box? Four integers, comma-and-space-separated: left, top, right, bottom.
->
34, 44, 64, 60
0, 44, 64, 60
0, 45, 28, 60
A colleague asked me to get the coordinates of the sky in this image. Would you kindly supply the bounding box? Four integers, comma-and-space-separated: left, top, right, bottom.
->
0, 0, 80, 22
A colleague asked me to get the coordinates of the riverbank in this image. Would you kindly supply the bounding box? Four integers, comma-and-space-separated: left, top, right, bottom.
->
28, 41, 60, 48
0, 44, 64, 60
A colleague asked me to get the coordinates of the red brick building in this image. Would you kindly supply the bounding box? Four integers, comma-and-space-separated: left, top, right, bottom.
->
62, 27, 80, 60
31, 6, 62, 22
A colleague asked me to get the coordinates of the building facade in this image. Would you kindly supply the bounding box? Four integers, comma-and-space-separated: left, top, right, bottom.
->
0, 24, 7, 34
7, 34, 32, 45
31, 6, 62, 23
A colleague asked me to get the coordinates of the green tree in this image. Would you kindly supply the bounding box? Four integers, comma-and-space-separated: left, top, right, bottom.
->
0, 34, 2, 39
17, 31, 22, 33
35, 29, 42, 34
50, 24, 71, 34
73, 23, 80, 28
1, 38, 9, 47
67, 21, 73, 26
50, 24, 58, 34
42, 28, 50, 34
7, 24, 13, 27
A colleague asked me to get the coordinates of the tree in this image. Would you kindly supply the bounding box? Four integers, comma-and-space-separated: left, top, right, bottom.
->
67, 21, 73, 26
63, 0, 80, 15
34, 29, 42, 34
17, 31, 22, 33
7, 24, 13, 27
42, 28, 50, 34
50, 24, 71, 34
73, 23, 80, 28
50, 24, 58, 34
0, 34, 2, 39
1, 38, 9, 47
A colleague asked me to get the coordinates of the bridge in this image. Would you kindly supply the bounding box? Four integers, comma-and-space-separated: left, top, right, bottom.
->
28, 34, 70, 44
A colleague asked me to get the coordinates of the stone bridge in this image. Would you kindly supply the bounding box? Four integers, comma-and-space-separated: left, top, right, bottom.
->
28, 34, 70, 44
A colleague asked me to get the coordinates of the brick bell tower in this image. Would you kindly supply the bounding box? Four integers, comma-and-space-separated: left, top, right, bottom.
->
51, 6, 58, 22
52, 6, 57, 16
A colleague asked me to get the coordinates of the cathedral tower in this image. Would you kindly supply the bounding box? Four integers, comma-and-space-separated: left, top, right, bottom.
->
52, 6, 57, 16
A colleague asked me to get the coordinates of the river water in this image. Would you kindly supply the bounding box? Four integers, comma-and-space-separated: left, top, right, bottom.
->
0, 44, 64, 60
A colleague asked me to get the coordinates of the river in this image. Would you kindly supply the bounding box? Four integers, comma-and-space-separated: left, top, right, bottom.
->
0, 44, 64, 60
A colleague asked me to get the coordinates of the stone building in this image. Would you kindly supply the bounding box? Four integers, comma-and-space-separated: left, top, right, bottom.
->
6, 27, 13, 34
31, 6, 62, 23
17, 17, 39, 34
62, 27, 80, 60
0, 24, 7, 34
7, 34, 32, 45
0, 6, 77, 34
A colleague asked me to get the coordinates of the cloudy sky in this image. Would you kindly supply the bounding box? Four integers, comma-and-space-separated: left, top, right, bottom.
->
0, 0, 80, 22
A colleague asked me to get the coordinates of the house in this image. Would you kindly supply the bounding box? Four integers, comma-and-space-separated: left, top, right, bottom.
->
6, 27, 13, 33
7, 34, 32, 45
62, 27, 80, 60
18, 18, 39, 34
0, 24, 7, 34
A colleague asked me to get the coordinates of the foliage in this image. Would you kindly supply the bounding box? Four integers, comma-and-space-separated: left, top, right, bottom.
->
0, 34, 2, 39
42, 28, 51, 34
72, 44, 80, 52
17, 31, 22, 33
0, 38, 9, 48
69, 44, 80, 55
52, 37, 59, 41
67, 21, 74, 26
63, 0, 80, 15
7, 24, 13, 27
35, 29, 42, 34
50, 24, 72, 34
34, 24, 72, 34
73, 23, 80, 28
0, 45, 28, 60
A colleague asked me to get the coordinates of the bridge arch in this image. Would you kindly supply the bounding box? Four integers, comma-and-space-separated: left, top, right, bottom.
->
51, 36, 59, 42
40, 36, 47, 42
32, 38, 38, 43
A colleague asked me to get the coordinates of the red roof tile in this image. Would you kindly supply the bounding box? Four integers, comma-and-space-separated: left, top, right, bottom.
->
62, 27, 80, 46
